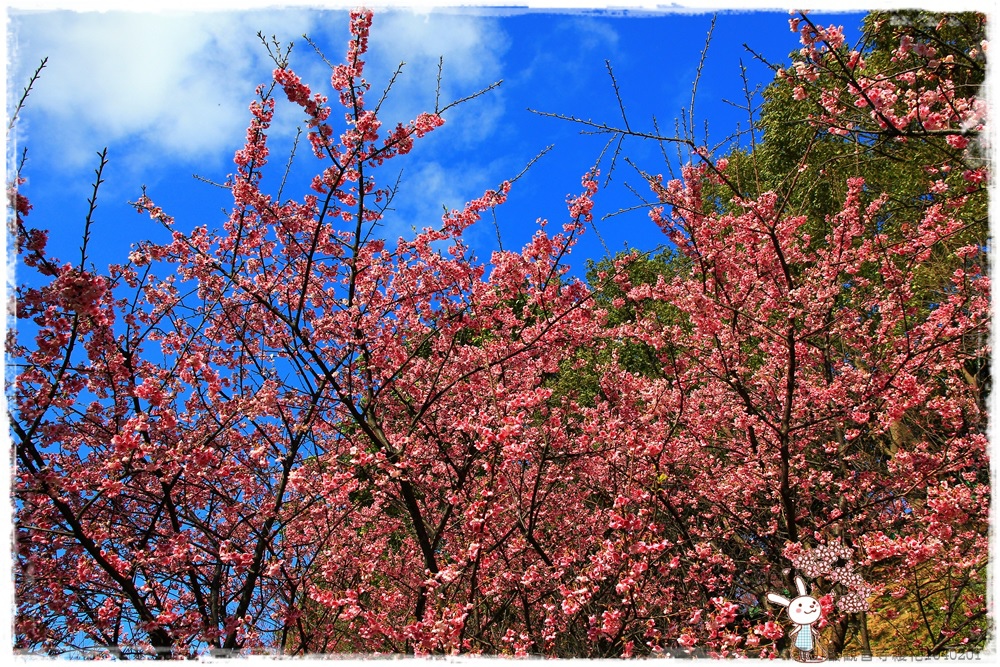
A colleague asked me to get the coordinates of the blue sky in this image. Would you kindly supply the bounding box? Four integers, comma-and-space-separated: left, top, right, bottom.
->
6, 2, 872, 282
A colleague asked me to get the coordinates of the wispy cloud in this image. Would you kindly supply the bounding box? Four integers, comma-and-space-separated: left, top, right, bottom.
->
8, 9, 504, 172
360, 10, 508, 144
9, 11, 323, 170
384, 160, 483, 236
313, 9, 512, 237
512, 14, 620, 93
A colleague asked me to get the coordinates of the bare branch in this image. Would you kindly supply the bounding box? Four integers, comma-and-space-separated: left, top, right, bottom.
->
7, 57, 47, 135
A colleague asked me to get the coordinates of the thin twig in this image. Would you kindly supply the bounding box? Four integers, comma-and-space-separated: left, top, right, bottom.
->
491, 208, 504, 253
302, 34, 333, 70
277, 127, 302, 202
688, 15, 716, 145
17, 146, 29, 177
260, 32, 293, 69
488, 145, 553, 252
438, 80, 503, 116
375, 62, 407, 117
595, 133, 619, 187
651, 116, 678, 182
80, 148, 109, 271
606, 60, 631, 133
738, 59, 762, 193
191, 174, 231, 189
8, 57, 48, 135
435, 57, 444, 113
527, 109, 689, 145
509, 145, 554, 186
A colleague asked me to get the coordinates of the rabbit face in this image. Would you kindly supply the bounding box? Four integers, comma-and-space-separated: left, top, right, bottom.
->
787, 595, 822, 625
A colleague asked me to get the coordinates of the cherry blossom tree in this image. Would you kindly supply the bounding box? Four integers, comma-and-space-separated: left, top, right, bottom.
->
573, 9, 989, 658
9, 8, 989, 660
10, 10, 610, 657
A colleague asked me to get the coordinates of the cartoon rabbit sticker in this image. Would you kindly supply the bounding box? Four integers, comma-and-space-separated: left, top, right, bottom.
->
767, 575, 825, 662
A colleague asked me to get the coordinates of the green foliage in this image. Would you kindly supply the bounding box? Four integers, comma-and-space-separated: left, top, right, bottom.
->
743, 11, 987, 251
585, 249, 691, 377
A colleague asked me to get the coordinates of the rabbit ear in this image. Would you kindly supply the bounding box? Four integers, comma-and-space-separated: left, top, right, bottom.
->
767, 592, 791, 607
795, 576, 808, 596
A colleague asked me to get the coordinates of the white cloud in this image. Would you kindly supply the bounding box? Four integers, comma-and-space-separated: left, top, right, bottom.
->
293, 9, 511, 240
373, 10, 505, 88
508, 14, 619, 99
380, 159, 494, 240
6, 4, 513, 267
8, 10, 317, 169
359, 10, 508, 143
7, 7, 509, 175
567, 15, 620, 53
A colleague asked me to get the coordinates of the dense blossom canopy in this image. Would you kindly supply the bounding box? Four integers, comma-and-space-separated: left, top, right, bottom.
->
9, 8, 989, 659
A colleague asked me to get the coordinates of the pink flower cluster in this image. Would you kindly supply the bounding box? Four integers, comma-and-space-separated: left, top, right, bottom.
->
53, 266, 109, 321
780, 12, 986, 149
